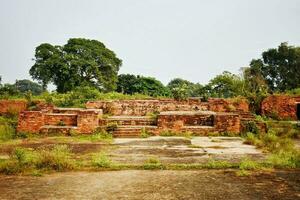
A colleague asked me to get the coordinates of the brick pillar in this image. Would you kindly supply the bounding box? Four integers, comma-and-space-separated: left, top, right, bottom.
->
77, 109, 102, 134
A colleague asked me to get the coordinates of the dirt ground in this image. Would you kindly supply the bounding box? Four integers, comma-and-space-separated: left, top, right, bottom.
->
0, 170, 299, 200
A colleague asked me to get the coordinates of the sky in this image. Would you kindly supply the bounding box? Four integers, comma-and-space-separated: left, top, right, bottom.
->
0, 0, 300, 88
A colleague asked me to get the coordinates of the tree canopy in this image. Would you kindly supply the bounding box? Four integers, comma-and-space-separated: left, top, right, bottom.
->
117, 74, 171, 97
29, 38, 122, 93
252, 42, 300, 92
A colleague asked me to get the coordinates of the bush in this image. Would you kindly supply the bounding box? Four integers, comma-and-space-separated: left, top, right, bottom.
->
90, 130, 113, 142
91, 152, 112, 168
243, 121, 259, 135
143, 157, 164, 170
239, 158, 261, 170
36, 145, 75, 171
267, 150, 300, 168
0, 123, 15, 141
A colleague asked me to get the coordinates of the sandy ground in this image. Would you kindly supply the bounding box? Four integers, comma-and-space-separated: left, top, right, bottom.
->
110, 136, 265, 164
0, 170, 299, 200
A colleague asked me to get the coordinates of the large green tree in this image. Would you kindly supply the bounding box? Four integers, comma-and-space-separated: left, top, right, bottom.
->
255, 42, 300, 92
117, 74, 171, 97
30, 38, 122, 93
167, 78, 204, 99
207, 71, 245, 98
15, 79, 44, 95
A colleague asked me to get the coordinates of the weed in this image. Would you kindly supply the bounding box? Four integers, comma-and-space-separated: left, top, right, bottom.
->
239, 158, 261, 170
140, 127, 151, 138
57, 120, 66, 126
205, 160, 233, 169
143, 157, 164, 170
92, 152, 112, 168
90, 130, 113, 142
36, 145, 75, 171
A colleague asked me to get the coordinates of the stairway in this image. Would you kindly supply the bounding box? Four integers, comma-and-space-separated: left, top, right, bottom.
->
106, 116, 157, 137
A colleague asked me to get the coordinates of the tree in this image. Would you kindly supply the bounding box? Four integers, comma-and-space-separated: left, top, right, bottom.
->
257, 42, 300, 92
167, 78, 204, 97
117, 74, 171, 97
29, 38, 122, 93
207, 71, 245, 98
14, 79, 44, 95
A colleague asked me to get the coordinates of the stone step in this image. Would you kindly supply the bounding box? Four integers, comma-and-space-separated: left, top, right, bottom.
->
107, 116, 156, 126
112, 125, 157, 138
40, 125, 78, 135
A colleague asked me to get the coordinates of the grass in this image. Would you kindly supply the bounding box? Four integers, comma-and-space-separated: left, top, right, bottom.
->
143, 157, 165, 170
91, 152, 112, 168
159, 130, 193, 138
0, 145, 76, 174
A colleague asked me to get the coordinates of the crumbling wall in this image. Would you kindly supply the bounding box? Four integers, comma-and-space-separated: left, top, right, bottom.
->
208, 98, 249, 113
261, 95, 300, 120
0, 100, 27, 115
17, 111, 45, 133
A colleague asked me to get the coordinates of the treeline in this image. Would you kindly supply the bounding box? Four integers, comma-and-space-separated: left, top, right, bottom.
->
1, 39, 300, 112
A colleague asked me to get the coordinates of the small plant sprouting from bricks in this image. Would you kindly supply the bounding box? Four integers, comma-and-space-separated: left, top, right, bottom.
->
140, 127, 151, 138
57, 120, 66, 126
105, 122, 118, 133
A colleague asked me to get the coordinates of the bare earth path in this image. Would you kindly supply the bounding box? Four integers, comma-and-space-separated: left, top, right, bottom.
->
0, 170, 299, 200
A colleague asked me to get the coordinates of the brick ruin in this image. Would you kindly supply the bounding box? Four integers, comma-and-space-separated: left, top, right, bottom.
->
261, 95, 300, 120
0, 97, 266, 137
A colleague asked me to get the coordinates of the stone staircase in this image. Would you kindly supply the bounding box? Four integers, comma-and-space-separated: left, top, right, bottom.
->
106, 116, 157, 137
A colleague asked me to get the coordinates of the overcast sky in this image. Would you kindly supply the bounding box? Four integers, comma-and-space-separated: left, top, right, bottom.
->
1, 0, 300, 87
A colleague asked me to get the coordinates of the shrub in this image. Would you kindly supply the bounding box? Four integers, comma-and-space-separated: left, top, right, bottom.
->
36, 145, 75, 171
143, 157, 164, 170
105, 122, 118, 133
0, 123, 15, 141
267, 150, 300, 168
239, 158, 261, 170
140, 128, 151, 138
92, 152, 112, 168
243, 121, 259, 135
90, 130, 113, 142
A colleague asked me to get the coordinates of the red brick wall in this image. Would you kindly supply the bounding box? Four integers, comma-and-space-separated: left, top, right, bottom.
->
208, 98, 249, 112
157, 111, 240, 134
86, 99, 209, 116
0, 100, 27, 115
261, 95, 299, 120
214, 113, 240, 133
77, 110, 102, 133
17, 111, 44, 133
44, 114, 77, 126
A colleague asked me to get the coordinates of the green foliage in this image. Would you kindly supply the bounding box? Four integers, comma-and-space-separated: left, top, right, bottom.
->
56, 120, 66, 126
243, 121, 259, 135
140, 127, 151, 138
251, 42, 300, 92
167, 78, 205, 98
267, 150, 300, 168
205, 160, 232, 169
36, 145, 75, 171
239, 158, 261, 170
90, 130, 113, 142
143, 157, 164, 170
117, 74, 171, 97
207, 71, 245, 98
30, 38, 122, 92
105, 122, 118, 133
91, 152, 112, 168
0, 123, 15, 141
15, 79, 43, 95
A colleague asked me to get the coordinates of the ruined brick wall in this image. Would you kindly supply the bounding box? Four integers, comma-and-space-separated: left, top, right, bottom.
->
261, 95, 300, 120
214, 113, 240, 133
0, 100, 27, 115
86, 99, 209, 116
17, 111, 45, 133
208, 98, 249, 113
86, 98, 249, 116
157, 111, 240, 135
44, 113, 77, 126
77, 109, 102, 133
